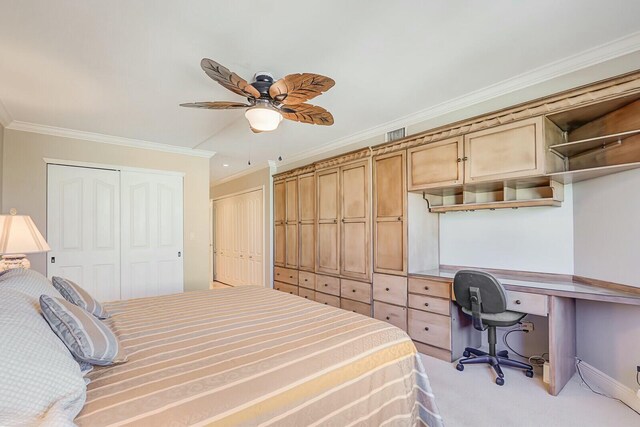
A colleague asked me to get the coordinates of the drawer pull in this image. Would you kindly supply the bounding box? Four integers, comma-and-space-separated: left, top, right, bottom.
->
304, 296, 308, 299
352, 289, 356, 293
304, 279, 308, 282
385, 287, 390, 291
386, 316, 390, 320
324, 283, 328, 287
424, 286, 429, 291
289, 275, 293, 278
324, 302, 328, 305
277, 273, 280, 276
424, 302, 429, 307
424, 327, 429, 331
515, 300, 522, 305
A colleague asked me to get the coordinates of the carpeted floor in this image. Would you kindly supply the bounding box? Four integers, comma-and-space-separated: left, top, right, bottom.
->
421, 354, 639, 427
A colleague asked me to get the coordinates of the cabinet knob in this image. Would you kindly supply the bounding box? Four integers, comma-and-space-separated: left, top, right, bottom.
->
289, 275, 293, 278
515, 300, 522, 305
397, 216, 402, 221
324, 302, 328, 305
304, 279, 308, 282
324, 283, 328, 287
333, 219, 337, 223
462, 156, 468, 161
424, 286, 429, 291
385, 287, 390, 291
457, 158, 462, 163
424, 327, 429, 331
386, 316, 390, 320
352, 289, 356, 293
424, 302, 429, 307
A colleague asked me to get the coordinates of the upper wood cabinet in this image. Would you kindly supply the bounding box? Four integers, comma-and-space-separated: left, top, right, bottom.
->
273, 181, 286, 267
284, 177, 299, 268
464, 116, 545, 184
298, 173, 315, 272
316, 168, 340, 276
408, 137, 463, 191
340, 160, 370, 281
373, 151, 407, 276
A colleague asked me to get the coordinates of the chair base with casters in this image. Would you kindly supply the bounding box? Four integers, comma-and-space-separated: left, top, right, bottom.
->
455, 307, 534, 386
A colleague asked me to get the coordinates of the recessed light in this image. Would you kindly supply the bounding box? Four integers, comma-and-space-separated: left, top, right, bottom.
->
223, 164, 229, 167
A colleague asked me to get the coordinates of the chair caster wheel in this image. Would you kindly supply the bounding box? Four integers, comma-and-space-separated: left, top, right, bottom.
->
496, 377, 505, 386
456, 363, 464, 372
463, 350, 470, 357
525, 370, 534, 378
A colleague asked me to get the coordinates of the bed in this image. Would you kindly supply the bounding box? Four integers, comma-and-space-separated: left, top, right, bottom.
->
74, 286, 443, 426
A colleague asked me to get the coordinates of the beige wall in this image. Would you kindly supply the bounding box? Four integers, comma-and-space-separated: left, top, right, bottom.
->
573, 168, 640, 391
210, 167, 273, 287
1, 128, 211, 292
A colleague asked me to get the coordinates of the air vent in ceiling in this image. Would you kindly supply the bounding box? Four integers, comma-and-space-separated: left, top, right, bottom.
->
385, 127, 406, 142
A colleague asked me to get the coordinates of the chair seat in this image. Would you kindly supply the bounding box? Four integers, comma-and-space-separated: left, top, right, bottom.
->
462, 307, 527, 327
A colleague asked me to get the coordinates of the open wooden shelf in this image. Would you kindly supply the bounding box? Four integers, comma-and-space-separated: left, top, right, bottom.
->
548, 129, 640, 158
422, 177, 563, 213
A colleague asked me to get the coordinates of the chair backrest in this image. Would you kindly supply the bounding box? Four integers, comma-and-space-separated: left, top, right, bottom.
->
453, 270, 507, 314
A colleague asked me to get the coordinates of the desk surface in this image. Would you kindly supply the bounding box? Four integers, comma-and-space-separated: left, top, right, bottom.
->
410, 267, 640, 306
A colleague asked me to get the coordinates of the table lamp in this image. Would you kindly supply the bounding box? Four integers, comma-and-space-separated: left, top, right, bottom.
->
0, 209, 51, 271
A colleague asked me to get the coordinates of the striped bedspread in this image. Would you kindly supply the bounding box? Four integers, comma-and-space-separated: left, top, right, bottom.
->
76, 286, 443, 426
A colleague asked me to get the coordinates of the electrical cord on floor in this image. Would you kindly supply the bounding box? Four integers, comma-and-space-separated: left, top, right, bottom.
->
575, 359, 640, 416
502, 328, 548, 367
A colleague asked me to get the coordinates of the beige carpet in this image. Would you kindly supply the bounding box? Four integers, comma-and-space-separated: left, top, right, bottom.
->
421, 354, 639, 427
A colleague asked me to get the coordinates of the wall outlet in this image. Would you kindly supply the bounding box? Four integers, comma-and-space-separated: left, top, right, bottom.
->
521, 321, 534, 333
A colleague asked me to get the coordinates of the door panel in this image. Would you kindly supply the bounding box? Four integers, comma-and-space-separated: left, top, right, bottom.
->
342, 222, 367, 277
341, 163, 367, 220
285, 178, 298, 222
375, 221, 404, 272
464, 117, 544, 183
408, 137, 463, 190
340, 160, 370, 281
317, 170, 339, 221
317, 168, 340, 275
298, 174, 315, 222
317, 223, 339, 274
285, 223, 298, 269
274, 224, 286, 266
274, 182, 285, 223
47, 165, 121, 302
375, 155, 404, 218
299, 223, 315, 271
121, 171, 183, 299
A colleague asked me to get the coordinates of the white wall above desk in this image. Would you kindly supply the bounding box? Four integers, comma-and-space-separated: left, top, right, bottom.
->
438, 184, 574, 275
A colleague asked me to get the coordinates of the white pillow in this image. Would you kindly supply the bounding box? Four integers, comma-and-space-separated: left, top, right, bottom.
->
0, 288, 86, 426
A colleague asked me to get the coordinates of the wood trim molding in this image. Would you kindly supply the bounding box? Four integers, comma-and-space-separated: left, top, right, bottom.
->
273, 147, 373, 180
371, 70, 640, 156
573, 274, 640, 297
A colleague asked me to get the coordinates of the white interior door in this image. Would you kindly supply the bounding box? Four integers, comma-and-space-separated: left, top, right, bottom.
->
212, 189, 263, 286
47, 164, 121, 302
121, 171, 184, 299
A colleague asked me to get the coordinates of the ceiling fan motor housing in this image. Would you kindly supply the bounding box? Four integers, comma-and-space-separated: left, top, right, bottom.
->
251, 72, 274, 97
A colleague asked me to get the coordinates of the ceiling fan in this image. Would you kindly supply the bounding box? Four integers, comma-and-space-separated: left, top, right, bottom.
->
180, 58, 335, 133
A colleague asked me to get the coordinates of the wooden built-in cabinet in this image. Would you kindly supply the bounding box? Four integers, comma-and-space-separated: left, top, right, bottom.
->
373, 151, 407, 276
273, 181, 286, 266
316, 168, 341, 276
340, 160, 370, 281
408, 137, 463, 190
284, 178, 298, 269
298, 173, 316, 272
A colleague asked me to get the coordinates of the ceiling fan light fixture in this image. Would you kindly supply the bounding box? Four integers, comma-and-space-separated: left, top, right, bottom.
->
244, 104, 283, 132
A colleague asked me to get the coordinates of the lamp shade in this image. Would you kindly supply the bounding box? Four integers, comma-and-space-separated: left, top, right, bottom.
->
0, 214, 51, 255
245, 106, 283, 132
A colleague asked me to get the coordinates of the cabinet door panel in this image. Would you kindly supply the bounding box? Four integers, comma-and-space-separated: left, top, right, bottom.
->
464, 117, 543, 183
274, 224, 286, 266
299, 223, 315, 271
342, 222, 367, 278
341, 163, 367, 220
318, 170, 339, 221
285, 178, 298, 222
375, 154, 404, 218
317, 223, 339, 274
285, 223, 298, 268
408, 137, 463, 190
374, 220, 404, 272
274, 181, 285, 223
298, 173, 315, 222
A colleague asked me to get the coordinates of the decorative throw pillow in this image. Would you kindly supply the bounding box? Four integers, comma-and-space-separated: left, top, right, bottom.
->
0, 268, 62, 302
39, 295, 127, 366
51, 276, 110, 319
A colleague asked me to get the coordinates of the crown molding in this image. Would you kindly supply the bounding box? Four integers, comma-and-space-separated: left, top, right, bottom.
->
5, 120, 216, 158
255, 30, 640, 174
0, 98, 12, 127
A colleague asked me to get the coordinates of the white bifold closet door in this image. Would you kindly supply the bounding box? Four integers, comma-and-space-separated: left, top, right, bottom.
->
120, 171, 184, 299
213, 189, 263, 286
47, 164, 121, 302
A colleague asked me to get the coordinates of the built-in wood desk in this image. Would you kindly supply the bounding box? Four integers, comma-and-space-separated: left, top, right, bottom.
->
409, 266, 640, 396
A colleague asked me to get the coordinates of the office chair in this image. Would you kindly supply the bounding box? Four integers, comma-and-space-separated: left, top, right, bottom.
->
453, 269, 534, 386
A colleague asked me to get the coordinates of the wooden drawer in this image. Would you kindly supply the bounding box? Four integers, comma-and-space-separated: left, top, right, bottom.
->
408, 309, 451, 350
315, 292, 340, 308
274, 267, 298, 285
274, 281, 298, 296
408, 277, 451, 299
298, 287, 315, 301
408, 294, 450, 316
373, 301, 407, 331
413, 341, 452, 362
506, 290, 548, 316
298, 271, 316, 289
373, 273, 407, 306
315, 274, 340, 296
340, 278, 371, 304
341, 298, 371, 316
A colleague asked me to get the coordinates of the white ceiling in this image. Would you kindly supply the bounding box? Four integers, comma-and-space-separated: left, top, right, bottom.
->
1, 1, 640, 182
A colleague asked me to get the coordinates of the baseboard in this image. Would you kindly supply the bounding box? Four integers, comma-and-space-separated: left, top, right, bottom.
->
577, 360, 640, 414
